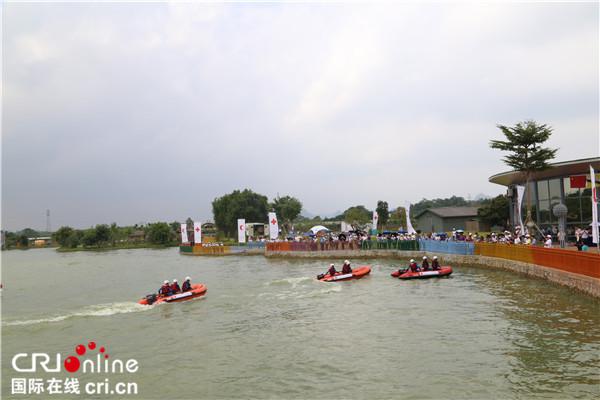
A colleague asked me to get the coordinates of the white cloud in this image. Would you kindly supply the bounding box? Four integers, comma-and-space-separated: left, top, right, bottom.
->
2, 2, 598, 230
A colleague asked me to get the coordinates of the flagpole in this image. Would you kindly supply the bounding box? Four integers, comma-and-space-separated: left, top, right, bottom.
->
590, 165, 599, 253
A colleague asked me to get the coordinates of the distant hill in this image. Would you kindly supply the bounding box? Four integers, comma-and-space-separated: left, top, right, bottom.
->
301, 209, 343, 220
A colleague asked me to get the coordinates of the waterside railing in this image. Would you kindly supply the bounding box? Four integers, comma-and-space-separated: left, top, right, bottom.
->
475, 242, 600, 279
418, 239, 474, 255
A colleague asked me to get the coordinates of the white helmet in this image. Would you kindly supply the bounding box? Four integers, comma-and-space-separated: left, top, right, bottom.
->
163, 280, 169, 284
410, 259, 415, 263
344, 260, 349, 264
330, 263, 334, 267
173, 279, 178, 283
433, 256, 438, 260
185, 276, 191, 281
422, 256, 428, 260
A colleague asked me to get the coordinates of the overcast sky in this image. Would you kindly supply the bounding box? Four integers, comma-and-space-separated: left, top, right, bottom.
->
2, 2, 599, 231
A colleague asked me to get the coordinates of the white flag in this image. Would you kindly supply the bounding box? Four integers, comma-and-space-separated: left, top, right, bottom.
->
238, 219, 246, 243
405, 204, 416, 234
591, 166, 598, 244
180, 223, 189, 243
372, 211, 379, 230
268, 212, 279, 240
516, 185, 526, 234
193, 222, 202, 244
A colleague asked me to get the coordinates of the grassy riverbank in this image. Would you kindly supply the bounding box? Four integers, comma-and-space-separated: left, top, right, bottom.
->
56, 242, 178, 252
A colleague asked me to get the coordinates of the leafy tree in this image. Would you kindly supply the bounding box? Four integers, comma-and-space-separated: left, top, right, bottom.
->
147, 222, 173, 245
65, 232, 81, 248
411, 196, 470, 218
53, 226, 75, 247
343, 205, 371, 229
170, 221, 181, 233
94, 224, 111, 245
20, 228, 39, 237
17, 234, 29, 247
271, 196, 302, 234
212, 189, 269, 237
82, 229, 98, 247
490, 120, 558, 226
477, 195, 510, 229
388, 207, 407, 229
110, 223, 119, 245
376, 201, 389, 228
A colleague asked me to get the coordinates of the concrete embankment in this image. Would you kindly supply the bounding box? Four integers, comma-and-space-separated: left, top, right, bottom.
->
265, 250, 600, 298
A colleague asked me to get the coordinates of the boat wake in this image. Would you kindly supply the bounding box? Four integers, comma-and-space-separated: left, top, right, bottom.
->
3, 302, 149, 327
265, 276, 313, 288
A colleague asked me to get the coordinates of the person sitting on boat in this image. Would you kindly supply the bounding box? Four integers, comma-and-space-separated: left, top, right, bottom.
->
341, 260, 352, 274
328, 263, 337, 276
409, 259, 419, 272
170, 279, 181, 294
421, 256, 430, 271
431, 256, 441, 270
159, 280, 172, 297
181, 276, 192, 292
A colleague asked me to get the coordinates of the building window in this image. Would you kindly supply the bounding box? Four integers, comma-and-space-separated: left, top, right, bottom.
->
563, 177, 582, 224
539, 199, 551, 224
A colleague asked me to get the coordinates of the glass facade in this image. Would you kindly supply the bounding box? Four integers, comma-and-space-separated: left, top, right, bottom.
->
521, 174, 598, 236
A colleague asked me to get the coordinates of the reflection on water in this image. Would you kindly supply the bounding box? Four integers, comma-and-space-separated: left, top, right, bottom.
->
2, 249, 599, 399
471, 269, 600, 397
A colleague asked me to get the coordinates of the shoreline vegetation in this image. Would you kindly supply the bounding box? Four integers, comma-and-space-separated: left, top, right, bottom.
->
55, 242, 178, 252
2, 193, 506, 252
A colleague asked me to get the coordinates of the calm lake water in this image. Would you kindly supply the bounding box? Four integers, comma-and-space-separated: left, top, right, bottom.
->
2, 248, 599, 399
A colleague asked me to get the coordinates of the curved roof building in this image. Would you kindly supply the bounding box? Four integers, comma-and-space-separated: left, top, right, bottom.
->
489, 157, 600, 233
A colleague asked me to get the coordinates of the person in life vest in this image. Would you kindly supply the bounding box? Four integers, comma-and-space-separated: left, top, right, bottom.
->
159, 280, 172, 297
181, 276, 192, 292
421, 256, 430, 271
431, 256, 441, 270
341, 260, 352, 274
170, 279, 181, 294
328, 263, 337, 276
409, 259, 419, 272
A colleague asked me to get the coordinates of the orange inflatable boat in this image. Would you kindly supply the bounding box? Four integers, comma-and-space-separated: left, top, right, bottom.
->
138, 284, 207, 305
317, 266, 371, 282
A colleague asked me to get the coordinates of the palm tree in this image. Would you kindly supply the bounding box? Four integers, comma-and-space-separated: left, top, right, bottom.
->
490, 120, 558, 230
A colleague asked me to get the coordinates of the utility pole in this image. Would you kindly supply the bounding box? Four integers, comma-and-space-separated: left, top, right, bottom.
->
46, 209, 51, 233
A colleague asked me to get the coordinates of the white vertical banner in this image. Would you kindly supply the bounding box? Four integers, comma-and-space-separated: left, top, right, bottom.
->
405, 204, 416, 234
180, 223, 189, 243
193, 222, 202, 244
372, 211, 379, 230
238, 219, 246, 243
516, 185, 526, 234
591, 166, 598, 244
268, 212, 279, 240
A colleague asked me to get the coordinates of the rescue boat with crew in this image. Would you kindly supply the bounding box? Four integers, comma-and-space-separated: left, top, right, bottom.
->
138, 283, 207, 305
317, 266, 371, 282
391, 266, 453, 279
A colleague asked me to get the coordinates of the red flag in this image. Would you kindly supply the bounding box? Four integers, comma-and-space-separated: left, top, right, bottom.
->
569, 175, 587, 189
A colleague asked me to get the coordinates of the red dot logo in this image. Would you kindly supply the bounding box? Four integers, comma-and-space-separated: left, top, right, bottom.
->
88, 341, 96, 350
75, 344, 86, 356
99, 346, 105, 353
64, 356, 80, 373
104, 354, 109, 359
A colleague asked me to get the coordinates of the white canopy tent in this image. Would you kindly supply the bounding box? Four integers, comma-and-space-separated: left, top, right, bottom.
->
309, 225, 330, 235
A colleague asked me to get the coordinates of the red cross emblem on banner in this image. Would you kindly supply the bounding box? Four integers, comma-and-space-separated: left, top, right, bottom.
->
271, 218, 277, 225
181, 228, 185, 233
195, 227, 200, 232
240, 225, 244, 230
